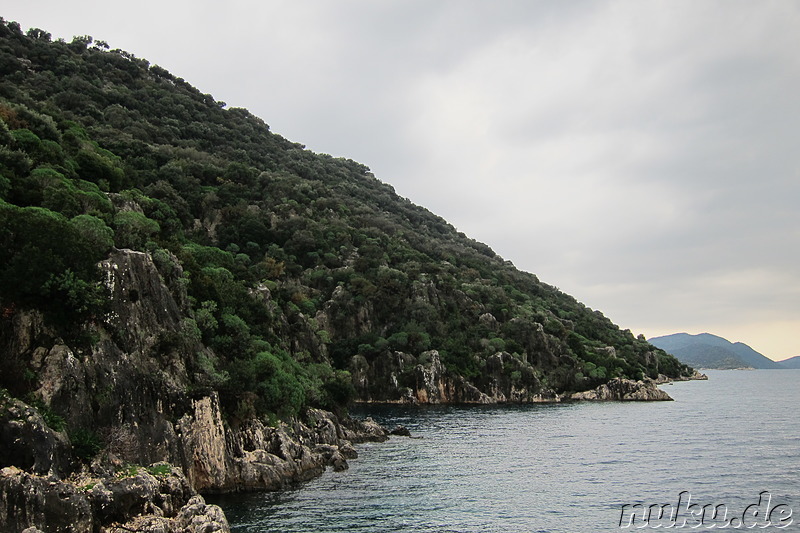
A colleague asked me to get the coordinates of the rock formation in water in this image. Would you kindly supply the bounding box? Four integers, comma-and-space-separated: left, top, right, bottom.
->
569, 377, 673, 401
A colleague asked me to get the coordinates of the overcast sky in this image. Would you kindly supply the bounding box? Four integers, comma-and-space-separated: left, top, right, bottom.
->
5, 1, 799, 360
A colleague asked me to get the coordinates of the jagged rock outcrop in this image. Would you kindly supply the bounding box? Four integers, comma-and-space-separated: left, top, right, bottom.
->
569, 378, 673, 401
0, 466, 95, 533
0, 465, 229, 533
351, 349, 562, 404
0, 381, 384, 531
101, 248, 184, 356
175, 396, 386, 493
0, 396, 74, 478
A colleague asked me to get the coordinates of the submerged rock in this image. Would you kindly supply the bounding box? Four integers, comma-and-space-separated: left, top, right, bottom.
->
389, 425, 411, 437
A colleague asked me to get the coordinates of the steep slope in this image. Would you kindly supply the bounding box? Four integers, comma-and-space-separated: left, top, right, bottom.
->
0, 19, 692, 414
649, 333, 781, 369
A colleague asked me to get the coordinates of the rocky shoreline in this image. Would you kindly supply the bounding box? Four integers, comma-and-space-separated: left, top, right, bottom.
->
1, 392, 390, 533
0, 249, 705, 531
1, 374, 701, 531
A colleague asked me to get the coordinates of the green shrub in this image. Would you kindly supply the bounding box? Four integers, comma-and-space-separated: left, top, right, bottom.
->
113, 210, 160, 249
70, 428, 102, 461
146, 463, 172, 477
26, 397, 66, 432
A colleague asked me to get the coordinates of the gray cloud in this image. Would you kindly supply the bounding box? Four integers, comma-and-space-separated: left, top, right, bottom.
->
5, 0, 799, 358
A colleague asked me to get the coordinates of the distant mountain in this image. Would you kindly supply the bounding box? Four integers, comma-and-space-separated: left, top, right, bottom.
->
648, 333, 783, 370
777, 356, 800, 369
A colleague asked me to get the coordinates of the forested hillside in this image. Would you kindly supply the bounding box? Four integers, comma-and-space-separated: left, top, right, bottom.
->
0, 19, 693, 425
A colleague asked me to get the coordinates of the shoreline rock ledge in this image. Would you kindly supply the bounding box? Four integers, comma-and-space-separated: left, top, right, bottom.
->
0, 391, 389, 533
569, 378, 673, 401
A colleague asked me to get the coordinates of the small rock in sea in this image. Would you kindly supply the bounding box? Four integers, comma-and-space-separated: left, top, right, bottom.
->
389, 425, 411, 437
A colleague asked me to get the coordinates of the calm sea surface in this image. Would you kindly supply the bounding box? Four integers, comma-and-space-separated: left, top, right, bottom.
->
212, 370, 799, 532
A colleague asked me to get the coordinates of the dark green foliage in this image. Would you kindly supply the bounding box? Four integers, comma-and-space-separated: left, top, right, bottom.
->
0, 18, 693, 422
26, 396, 66, 432
70, 214, 114, 255
112, 210, 160, 249
0, 203, 108, 322
70, 428, 102, 462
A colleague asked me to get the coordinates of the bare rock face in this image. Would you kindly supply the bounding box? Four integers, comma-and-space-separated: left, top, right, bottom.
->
1, 390, 385, 530
0, 466, 94, 533
342, 416, 389, 443
100, 249, 183, 356
350, 349, 562, 404
176, 395, 228, 492
570, 378, 673, 401
170, 494, 230, 533
0, 395, 73, 477
169, 392, 388, 493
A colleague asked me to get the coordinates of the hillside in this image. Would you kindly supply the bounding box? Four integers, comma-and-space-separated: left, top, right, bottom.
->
0, 17, 699, 531
0, 19, 699, 527
1, 18, 693, 413
777, 356, 800, 369
649, 333, 782, 370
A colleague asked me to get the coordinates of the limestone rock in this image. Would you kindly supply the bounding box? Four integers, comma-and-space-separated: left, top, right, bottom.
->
570, 378, 673, 401
0, 396, 73, 477
0, 463, 229, 533
100, 249, 183, 356
89, 471, 161, 524
343, 417, 388, 443
173, 495, 229, 533
0, 466, 94, 533
347, 346, 565, 405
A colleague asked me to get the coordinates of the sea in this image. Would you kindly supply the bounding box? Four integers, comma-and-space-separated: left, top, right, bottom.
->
211, 370, 799, 532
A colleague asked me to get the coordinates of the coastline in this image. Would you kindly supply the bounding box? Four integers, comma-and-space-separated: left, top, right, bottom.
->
1, 373, 703, 531
0, 396, 390, 533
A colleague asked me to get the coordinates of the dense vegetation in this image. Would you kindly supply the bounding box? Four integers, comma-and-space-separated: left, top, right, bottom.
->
0, 19, 692, 421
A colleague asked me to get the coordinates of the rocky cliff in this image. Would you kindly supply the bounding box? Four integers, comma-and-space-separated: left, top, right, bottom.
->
0, 249, 388, 531
351, 349, 565, 404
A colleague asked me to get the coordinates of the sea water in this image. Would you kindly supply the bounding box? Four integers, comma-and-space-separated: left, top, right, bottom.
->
213, 370, 799, 532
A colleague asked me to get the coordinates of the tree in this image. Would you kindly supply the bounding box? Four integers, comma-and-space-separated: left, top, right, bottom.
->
0, 204, 106, 321
113, 210, 160, 249
70, 214, 114, 256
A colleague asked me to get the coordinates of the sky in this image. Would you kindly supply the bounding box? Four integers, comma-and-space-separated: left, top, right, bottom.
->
4, 1, 799, 360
